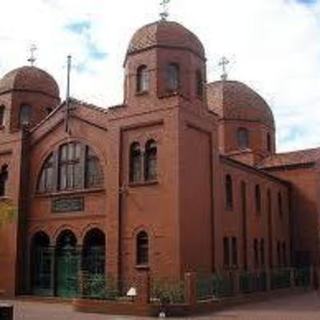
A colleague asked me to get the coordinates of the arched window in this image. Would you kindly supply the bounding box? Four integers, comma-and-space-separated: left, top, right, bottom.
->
85, 146, 104, 188
166, 63, 180, 92
267, 133, 272, 152
0, 105, 5, 127
136, 231, 149, 266
254, 238, 259, 268
196, 70, 203, 97
0, 164, 8, 197
237, 128, 249, 150
144, 140, 157, 181
225, 174, 233, 210
19, 104, 32, 126
278, 192, 283, 217
136, 65, 149, 93
260, 239, 265, 267
38, 154, 54, 193
255, 184, 261, 214
59, 142, 82, 190
129, 142, 142, 183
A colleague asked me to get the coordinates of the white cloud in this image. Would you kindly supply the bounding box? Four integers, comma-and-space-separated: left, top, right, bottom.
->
0, 0, 320, 152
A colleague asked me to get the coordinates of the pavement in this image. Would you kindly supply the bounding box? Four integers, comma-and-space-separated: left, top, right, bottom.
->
3, 291, 320, 319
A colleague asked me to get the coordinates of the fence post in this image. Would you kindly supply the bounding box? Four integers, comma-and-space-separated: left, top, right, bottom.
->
290, 268, 295, 288
233, 271, 240, 295
185, 272, 197, 307
266, 269, 271, 291
136, 270, 150, 305
310, 265, 314, 289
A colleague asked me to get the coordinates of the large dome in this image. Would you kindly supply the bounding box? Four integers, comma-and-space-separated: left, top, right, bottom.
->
0, 66, 59, 98
126, 20, 205, 59
207, 80, 275, 128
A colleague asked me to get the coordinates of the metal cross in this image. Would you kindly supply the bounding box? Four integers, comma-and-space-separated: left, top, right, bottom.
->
27, 44, 37, 66
160, 0, 170, 20
218, 56, 230, 81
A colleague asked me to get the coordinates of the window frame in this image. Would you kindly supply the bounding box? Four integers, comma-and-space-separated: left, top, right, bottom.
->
136, 65, 149, 94
144, 139, 157, 182
237, 127, 249, 150
19, 104, 32, 127
136, 231, 149, 267
225, 174, 233, 210
166, 63, 180, 92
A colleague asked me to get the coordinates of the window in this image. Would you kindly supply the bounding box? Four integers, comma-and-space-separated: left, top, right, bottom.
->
136, 65, 149, 93
59, 142, 82, 190
0, 164, 8, 197
37, 142, 104, 194
136, 231, 149, 266
278, 192, 283, 217
254, 238, 259, 268
38, 154, 54, 193
237, 128, 249, 150
277, 241, 281, 267
223, 237, 230, 268
19, 104, 32, 126
225, 174, 233, 210
166, 63, 180, 92
231, 237, 238, 267
255, 185, 261, 214
144, 140, 157, 181
0, 105, 5, 127
260, 239, 265, 267
85, 146, 104, 188
267, 133, 272, 152
196, 70, 203, 97
282, 242, 287, 267
129, 142, 142, 183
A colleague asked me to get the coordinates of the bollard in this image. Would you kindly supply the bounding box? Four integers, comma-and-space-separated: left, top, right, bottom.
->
0, 303, 13, 320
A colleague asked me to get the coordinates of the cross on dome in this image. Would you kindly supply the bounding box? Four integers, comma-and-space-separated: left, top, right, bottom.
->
219, 56, 230, 81
160, 0, 170, 20
27, 44, 37, 67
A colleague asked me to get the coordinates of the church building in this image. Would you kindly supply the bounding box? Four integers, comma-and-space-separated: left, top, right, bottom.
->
0, 17, 318, 298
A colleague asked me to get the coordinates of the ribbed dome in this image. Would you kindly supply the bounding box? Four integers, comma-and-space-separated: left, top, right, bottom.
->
207, 81, 275, 128
126, 20, 205, 59
0, 66, 59, 98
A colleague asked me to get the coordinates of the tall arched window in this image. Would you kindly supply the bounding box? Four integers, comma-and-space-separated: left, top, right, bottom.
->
225, 174, 233, 210
85, 146, 104, 188
255, 184, 261, 214
254, 238, 259, 268
278, 192, 283, 217
0, 105, 5, 127
0, 164, 8, 197
136, 231, 149, 266
260, 239, 265, 267
196, 70, 203, 97
19, 104, 32, 126
166, 63, 180, 92
136, 65, 149, 93
144, 140, 157, 181
267, 133, 272, 152
129, 142, 142, 183
38, 153, 54, 193
237, 128, 249, 150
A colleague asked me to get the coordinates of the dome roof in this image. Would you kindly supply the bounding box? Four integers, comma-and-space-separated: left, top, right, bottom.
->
0, 66, 59, 98
207, 80, 275, 128
126, 20, 205, 59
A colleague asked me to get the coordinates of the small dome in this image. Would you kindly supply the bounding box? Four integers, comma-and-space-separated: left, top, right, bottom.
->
0, 66, 59, 98
126, 20, 205, 60
207, 81, 275, 128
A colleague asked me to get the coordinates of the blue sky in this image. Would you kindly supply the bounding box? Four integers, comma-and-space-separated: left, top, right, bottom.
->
0, 0, 320, 152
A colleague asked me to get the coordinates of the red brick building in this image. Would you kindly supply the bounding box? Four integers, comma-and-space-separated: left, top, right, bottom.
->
0, 19, 316, 298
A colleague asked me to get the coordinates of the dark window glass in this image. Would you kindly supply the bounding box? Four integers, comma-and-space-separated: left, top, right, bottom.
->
255, 185, 261, 214
144, 140, 157, 181
254, 239, 259, 268
0, 105, 5, 126
282, 242, 287, 267
38, 154, 54, 193
278, 192, 283, 217
129, 142, 142, 183
0, 164, 8, 197
260, 239, 265, 267
137, 231, 149, 265
19, 104, 32, 126
277, 241, 281, 267
237, 128, 249, 150
136, 65, 149, 93
267, 133, 272, 152
232, 237, 238, 267
225, 175, 233, 210
223, 237, 230, 268
196, 70, 203, 97
166, 63, 180, 91
85, 146, 104, 188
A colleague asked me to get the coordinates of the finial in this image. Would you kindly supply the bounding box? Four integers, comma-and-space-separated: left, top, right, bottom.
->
160, 0, 170, 20
218, 56, 230, 81
27, 44, 37, 67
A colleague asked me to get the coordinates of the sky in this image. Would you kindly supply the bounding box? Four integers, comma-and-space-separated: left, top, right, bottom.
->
0, 0, 320, 152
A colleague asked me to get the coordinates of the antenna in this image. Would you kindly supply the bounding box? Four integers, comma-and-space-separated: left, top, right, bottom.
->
65, 55, 72, 133
27, 44, 37, 66
160, 0, 170, 20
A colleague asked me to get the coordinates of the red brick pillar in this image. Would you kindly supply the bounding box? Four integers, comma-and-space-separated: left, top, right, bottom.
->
136, 270, 150, 305
185, 272, 197, 306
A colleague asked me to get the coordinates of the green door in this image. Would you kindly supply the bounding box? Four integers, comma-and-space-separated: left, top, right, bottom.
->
56, 249, 80, 298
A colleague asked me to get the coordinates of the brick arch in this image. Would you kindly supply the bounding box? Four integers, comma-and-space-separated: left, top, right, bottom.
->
28, 226, 54, 246
52, 224, 81, 246
80, 223, 106, 243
